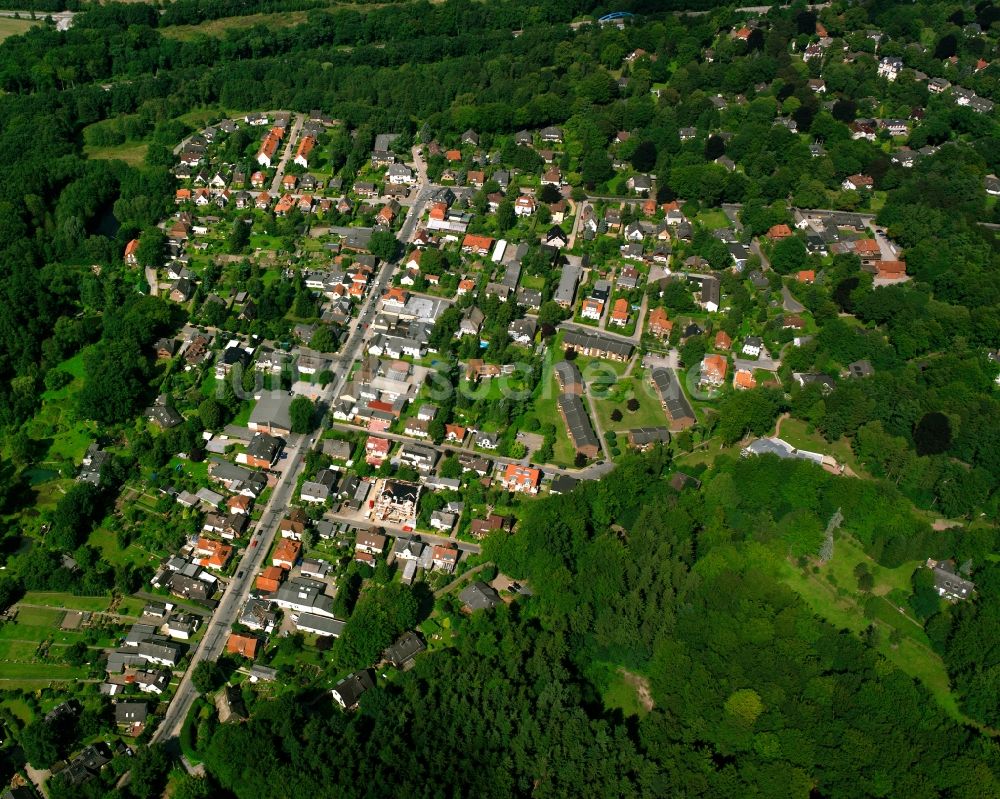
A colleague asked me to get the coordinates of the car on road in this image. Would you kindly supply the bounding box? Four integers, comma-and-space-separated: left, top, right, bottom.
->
251, 539, 258, 548
237, 570, 244, 578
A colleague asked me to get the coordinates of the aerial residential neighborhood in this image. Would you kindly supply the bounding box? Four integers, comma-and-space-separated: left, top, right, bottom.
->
0, 0, 998, 797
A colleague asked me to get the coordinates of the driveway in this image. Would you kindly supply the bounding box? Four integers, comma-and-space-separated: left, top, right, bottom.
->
782, 285, 805, 313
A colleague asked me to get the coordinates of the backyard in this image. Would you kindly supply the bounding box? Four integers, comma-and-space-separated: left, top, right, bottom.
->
0, 600, 126, 689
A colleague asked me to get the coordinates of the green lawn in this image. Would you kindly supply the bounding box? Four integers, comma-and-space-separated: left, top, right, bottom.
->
19, 592, 112, 612
592, 373, 669, 436
84, 141, 149, 166
41, 351, 86, 402
0, 16, 38, 42
573, 352, 630, 379
1, 697, 34, 724
695, 209, 731, 229
778, 535, 967, 725
0, 663, 88, 681
777, 417, 863, 474
88, 526, 155, 570
586, 661, 652, 718
161, 10, 311, 40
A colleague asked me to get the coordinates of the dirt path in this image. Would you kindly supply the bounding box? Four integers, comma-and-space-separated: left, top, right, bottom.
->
618, 668, 655, 712
773, 411, 789, 438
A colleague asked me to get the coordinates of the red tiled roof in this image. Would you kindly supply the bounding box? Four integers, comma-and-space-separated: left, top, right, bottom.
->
703, 354, 728, 380
227, 633, 259, 659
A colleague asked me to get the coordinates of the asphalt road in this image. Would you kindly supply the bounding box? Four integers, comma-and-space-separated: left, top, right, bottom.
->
152, 167, 423, 745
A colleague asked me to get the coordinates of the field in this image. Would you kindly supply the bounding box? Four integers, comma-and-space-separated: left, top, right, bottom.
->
778, 535, 968, 724
0, 16, 37, 42
19, 592, 115, 613
88, 526, 157, 571
83, 141, 149, 165
160, 10, 311, 40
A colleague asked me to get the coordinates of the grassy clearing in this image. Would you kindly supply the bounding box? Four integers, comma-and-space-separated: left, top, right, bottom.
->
0, 16, 38, 41
161, 11, 311, 40
586, 661, 652, 718
10, 605, 64, 627
88, 526, 154, 570
776, 417, 862, 474
1, 697, 34, 724
778, 535, 967, 724
0, 663, 88, 681
83, 141, 149, 165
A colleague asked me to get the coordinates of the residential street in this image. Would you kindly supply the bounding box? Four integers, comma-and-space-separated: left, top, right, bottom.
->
269, 113, 305, 194
782, 285, 805, 313
153, 187, 420, 746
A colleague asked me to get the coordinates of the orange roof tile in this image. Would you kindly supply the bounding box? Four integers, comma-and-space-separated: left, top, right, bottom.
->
226, 633, 260, 659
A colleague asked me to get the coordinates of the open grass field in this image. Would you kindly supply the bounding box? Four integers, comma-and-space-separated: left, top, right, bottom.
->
0, 16, 38, 42
160, 10, 311, 40
83, 141, 149, 165
778, 535, 968, 724
88, 526, 155, 571
0, 598, 116, 685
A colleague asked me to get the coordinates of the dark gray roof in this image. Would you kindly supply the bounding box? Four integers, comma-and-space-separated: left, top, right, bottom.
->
458, 581, 502, 612
558, 393, 600, 452
296, 613, 346, 636
550, 474, 579, 494
848, 359, 874, 378
651, 367, 695, 425
115, 702, 147, 724
629, 427, 671, 446
246, 432, 282, 462
931, 564, 974, 600
332, 670, 374, 708
554, 360, 582, 390
383, 631, 426, 667
562, 330, 634, 359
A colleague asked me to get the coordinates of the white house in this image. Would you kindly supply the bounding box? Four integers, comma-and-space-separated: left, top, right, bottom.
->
741, 336, 763, 358
878, 57, 903, 81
